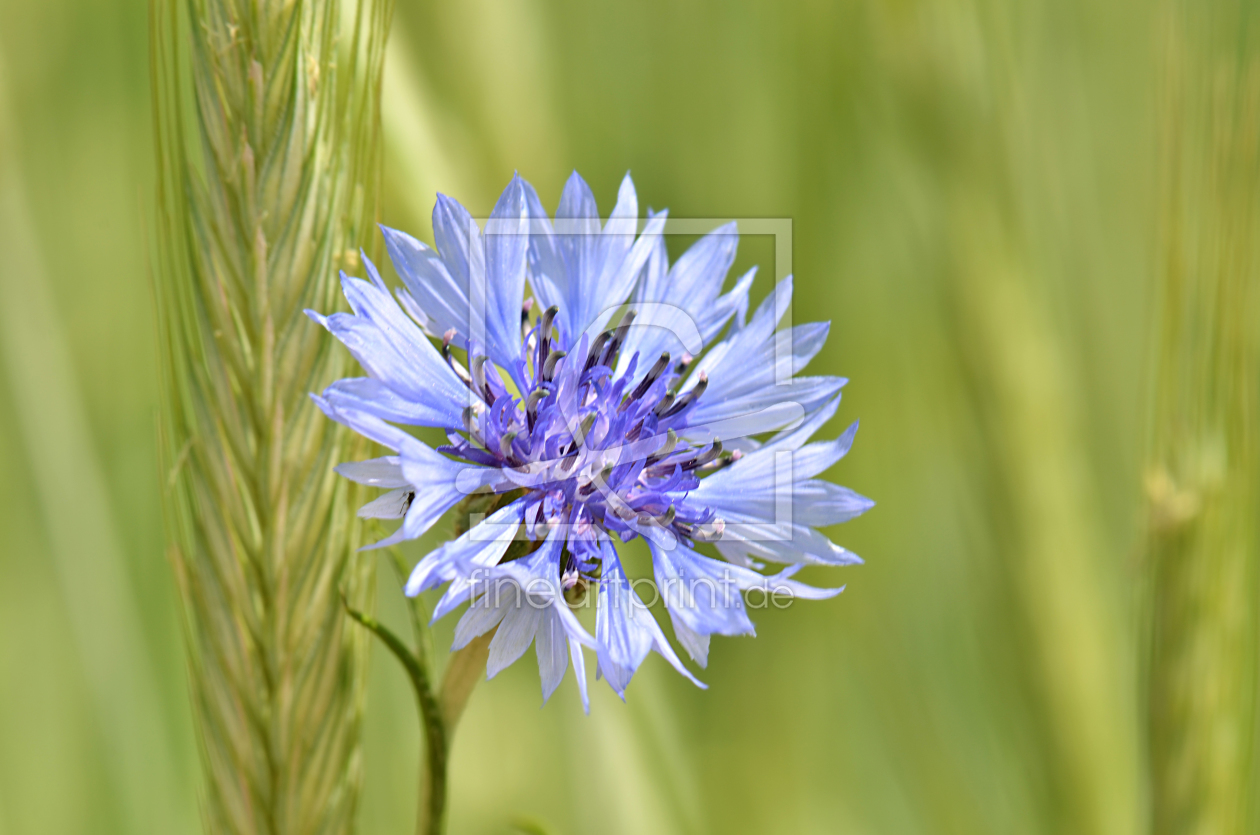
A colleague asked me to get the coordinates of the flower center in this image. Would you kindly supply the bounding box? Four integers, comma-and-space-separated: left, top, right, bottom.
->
436, 306, 735, 552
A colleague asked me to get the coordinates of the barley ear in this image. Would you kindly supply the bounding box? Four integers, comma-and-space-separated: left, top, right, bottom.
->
150, 0, 394, 832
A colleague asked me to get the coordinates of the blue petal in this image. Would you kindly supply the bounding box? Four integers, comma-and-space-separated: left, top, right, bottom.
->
528, 172, 667, 345
620, 222, 752, 372
715, 521, 864, 567
357, 488, 414, 519
321, 377, 465, 431
488, 596, 544, 679
522, 180, 567, 319
693, 417, 871, 533
381, 224, 471, 342
334, 456, 407, 488
310, 394, 412, 450
450, 524, 596, 688
432, 193, 475, 288
475, 175, 530, 380
680, 377, 847, 437
407, 500, 525, 600
535, 605, 569, 702
314, 400, 496, 549
569, 633, 590, 714
596, 543, 705, 696
305, 269, 469, 428
764, 392, 844, 450
790, 482, 877, 527
650, 540, 756, 641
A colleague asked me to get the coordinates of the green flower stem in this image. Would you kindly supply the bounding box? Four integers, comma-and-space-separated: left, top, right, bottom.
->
347, 495, 518, 834
341, 597, 450, 835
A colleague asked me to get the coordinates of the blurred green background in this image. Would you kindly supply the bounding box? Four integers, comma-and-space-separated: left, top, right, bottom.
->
0, 0, 1190, 832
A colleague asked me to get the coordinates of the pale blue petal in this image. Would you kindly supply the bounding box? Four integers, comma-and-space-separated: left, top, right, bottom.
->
321, 377, 465, 431
381, 224, 470, 341
743, 564, 846, 601
569, 635, 591, 713
306, 271, 468, 427
790, 482, 876, 527
407, 500, 524, 599
535, 606, 569, 703
595, 546, 655, 695
713, 521, 864, 567
317, 402, 493, 549
620, 223, 751, 370
334, 456, 407, 488
596, 543, 705, 696
432, 193, 475, 288
357, 488, 413, 519
522, 180, 567, 318
699, 420, 858, 493
650, 541, 755, 639
488, 599, 544, 679
577, 210, 666, 341
474, 175, 529, 377
451, 592, 508, 652
671, 619, 711, 669
310, 395, 411, 451
764, 393, 844, 451
682, 376, 846, 431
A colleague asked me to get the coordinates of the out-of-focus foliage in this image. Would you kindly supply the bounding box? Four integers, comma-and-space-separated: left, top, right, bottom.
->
1144, 2, 1260, 832
0, 0, 1253, 833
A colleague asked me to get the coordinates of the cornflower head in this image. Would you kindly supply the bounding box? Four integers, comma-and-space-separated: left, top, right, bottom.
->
309, 172, 873, 710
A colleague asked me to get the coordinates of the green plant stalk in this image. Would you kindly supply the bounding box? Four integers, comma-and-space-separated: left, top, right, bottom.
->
1145, 3, 1260, 832
341, 598, 450, 835
150, 0, 394, 831
343, 588, 493, 835
345, 500, 502, 835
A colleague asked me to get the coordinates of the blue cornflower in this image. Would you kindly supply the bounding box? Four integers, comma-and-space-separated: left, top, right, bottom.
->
308, 172, 873, 710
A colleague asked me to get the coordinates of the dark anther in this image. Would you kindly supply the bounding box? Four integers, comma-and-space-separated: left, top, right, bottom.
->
539, 305, 559, 335
583, 331, 612, 374
538, 305, 560, 362
542, 349, 567, 382
683, 438, 723, 471
601, 310, 636, 366
624, 353, 670, 407
573, 412, 597, 446
652, 392, 676, 416
525, 388, 550, 430
443, 340, 474, 386
686, 518, 725, 543
469, 355, 494, 406
695, 451, 739, 474
499, 431, 518, 460
663, 371, 707, 417
645, 429, 678, 466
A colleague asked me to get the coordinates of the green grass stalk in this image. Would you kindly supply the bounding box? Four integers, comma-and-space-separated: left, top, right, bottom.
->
150, 0, 394, 831
1145, 3, 1260, 832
